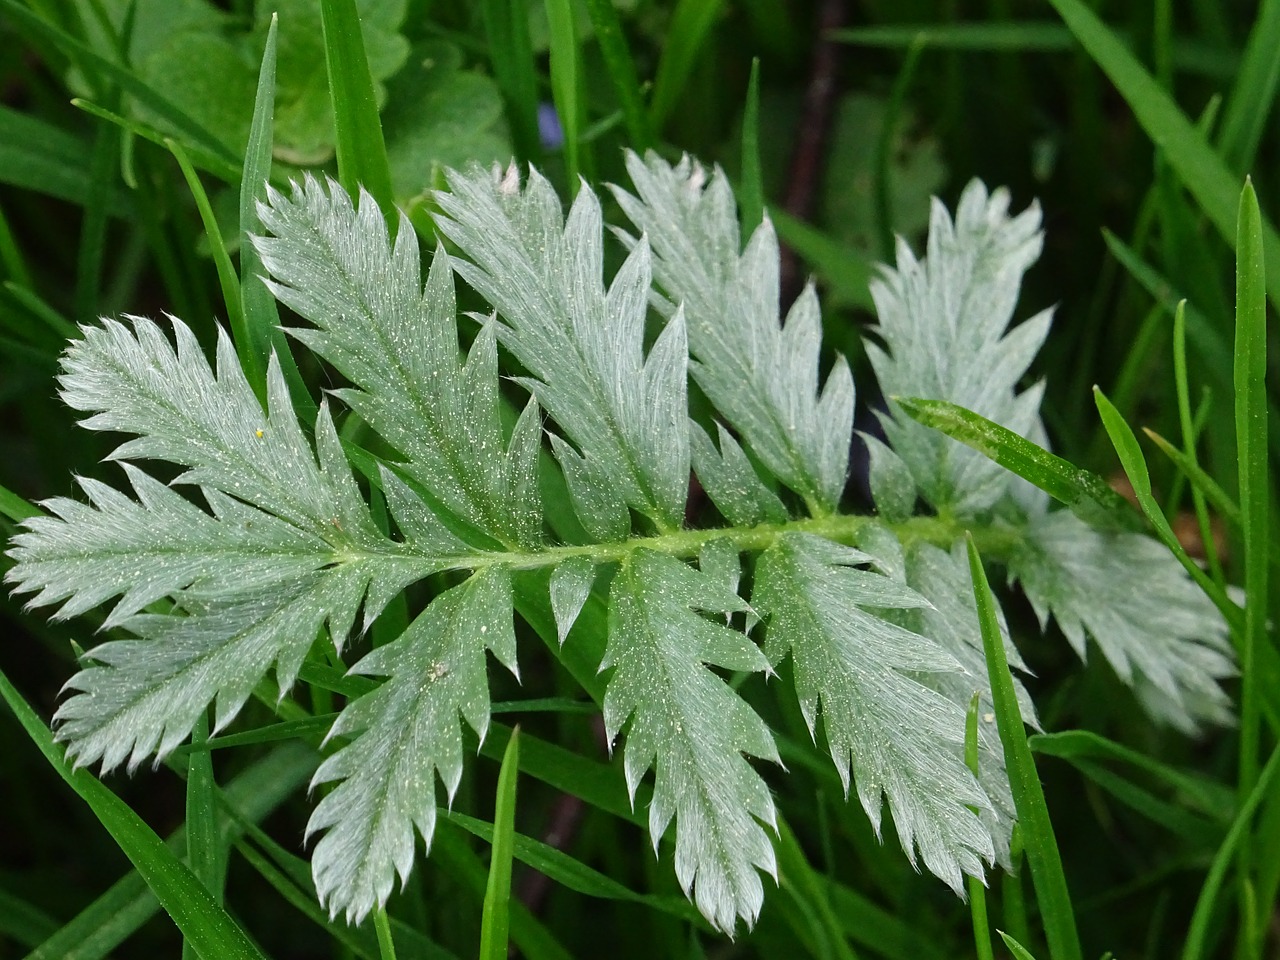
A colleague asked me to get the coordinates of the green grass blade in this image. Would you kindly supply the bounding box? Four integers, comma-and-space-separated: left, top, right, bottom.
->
0, 887, 57, 948
769, 209, 874, 311
739, 58, 764, 236
236, 12, 278, 400
1182, 743, 1280, 960
966, 694, 995, 960
479, 727, 520, 960
0, 105, 132, 213
0, 480, 39, 523
775, 817, 861, 960
480, 0, 541, 163
1234, 178, 1268, 801
320, 0, 395, 223
1046, 0, 1280, 314
70, 98, 242, 186
445, 810, 702, 923
73, 120, 115, 326
1215, 0, 1280, 173
648, 0, 727, 131
1093, 386, 1243, 632
894, 396, 1138, 529
167, 138, 246, 352
583, 0, 652, 150
183, 712, 222, 960
1169, 298, 1226, 584
434, 827, 574, 960
544, 0, 582, 189
832, 22, 1075, 51
24, 744, 315, 960
998, 931, 1041, 960
0, 202, 32, 287
966, 536, 1082, 960
0, 668, 266, 960
1144, 429, 1239, 527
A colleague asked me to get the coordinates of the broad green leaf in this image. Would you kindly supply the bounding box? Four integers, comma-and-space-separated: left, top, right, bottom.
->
255, 175, 540, 549
867, 180, 1050, 517
436, 166, 689, 534
604, 549, 778, 934
382, 41, 510, 204
753, 532, 993, 891
615, 152, 853, 515
309, 566, 518, 923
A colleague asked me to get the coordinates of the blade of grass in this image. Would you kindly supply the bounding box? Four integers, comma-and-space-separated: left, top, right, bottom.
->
832, 22, 1076, 51
434, 826, 574, 960
1182, 743, 1280, 960
894, 396, 1140, 530
999, 932, 1041, 960
0, 202, 32, 287
70, 98, 243, 186
1234, 177, 1268, 800
1215, 0, 1280, 174
320, 0, 395, 224
544, 0, 583, 190
967, 536, 1082, 960
1233, 178, 1270, 956
444, 810, 703, 923
1093, 386, 1243, 633
1169, 298, 1225, 584
875, 34, 925, 261
183, 712, 223, 960
966, 694, 995, 960
1145, 429, 1239, 527
0, 667, 267, 960
0, 887, 57, 948
480, 0, 541, 163
583, 0, 652, 150
0, 481, 39, 523
775, 816, 861, 960
648, 0, 727, 131
1046, 0, 1280, 314
167, 138, 246, 349
236, 15, 313, 419
479, 727, 520, 960
237, 12, 278, 399
739, 58, 764, 236
769, 209, 874, 311
0, 105, 132, 213
26, 744, 315, 960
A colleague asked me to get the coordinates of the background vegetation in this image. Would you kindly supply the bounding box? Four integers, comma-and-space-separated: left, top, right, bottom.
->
0, 1, 1276, 957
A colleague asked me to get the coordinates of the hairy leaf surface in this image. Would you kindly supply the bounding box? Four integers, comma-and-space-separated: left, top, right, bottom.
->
867, 180, 1051, 516
1009, 509, 1234, 732
753, 533, 994, 890
308, 566, 517, 923
603, 550, 778, 934
254, 175, 540, 549
435, 164, 689, 535
614, 151, 853, 514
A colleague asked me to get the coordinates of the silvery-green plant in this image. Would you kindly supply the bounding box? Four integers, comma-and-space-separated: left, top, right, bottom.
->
6, 152, 1233, 935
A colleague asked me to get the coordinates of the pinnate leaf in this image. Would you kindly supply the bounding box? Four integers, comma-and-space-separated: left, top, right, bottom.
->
308, 566, 517, 923
603, 550, 778, 935
753, 532, 994, 890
